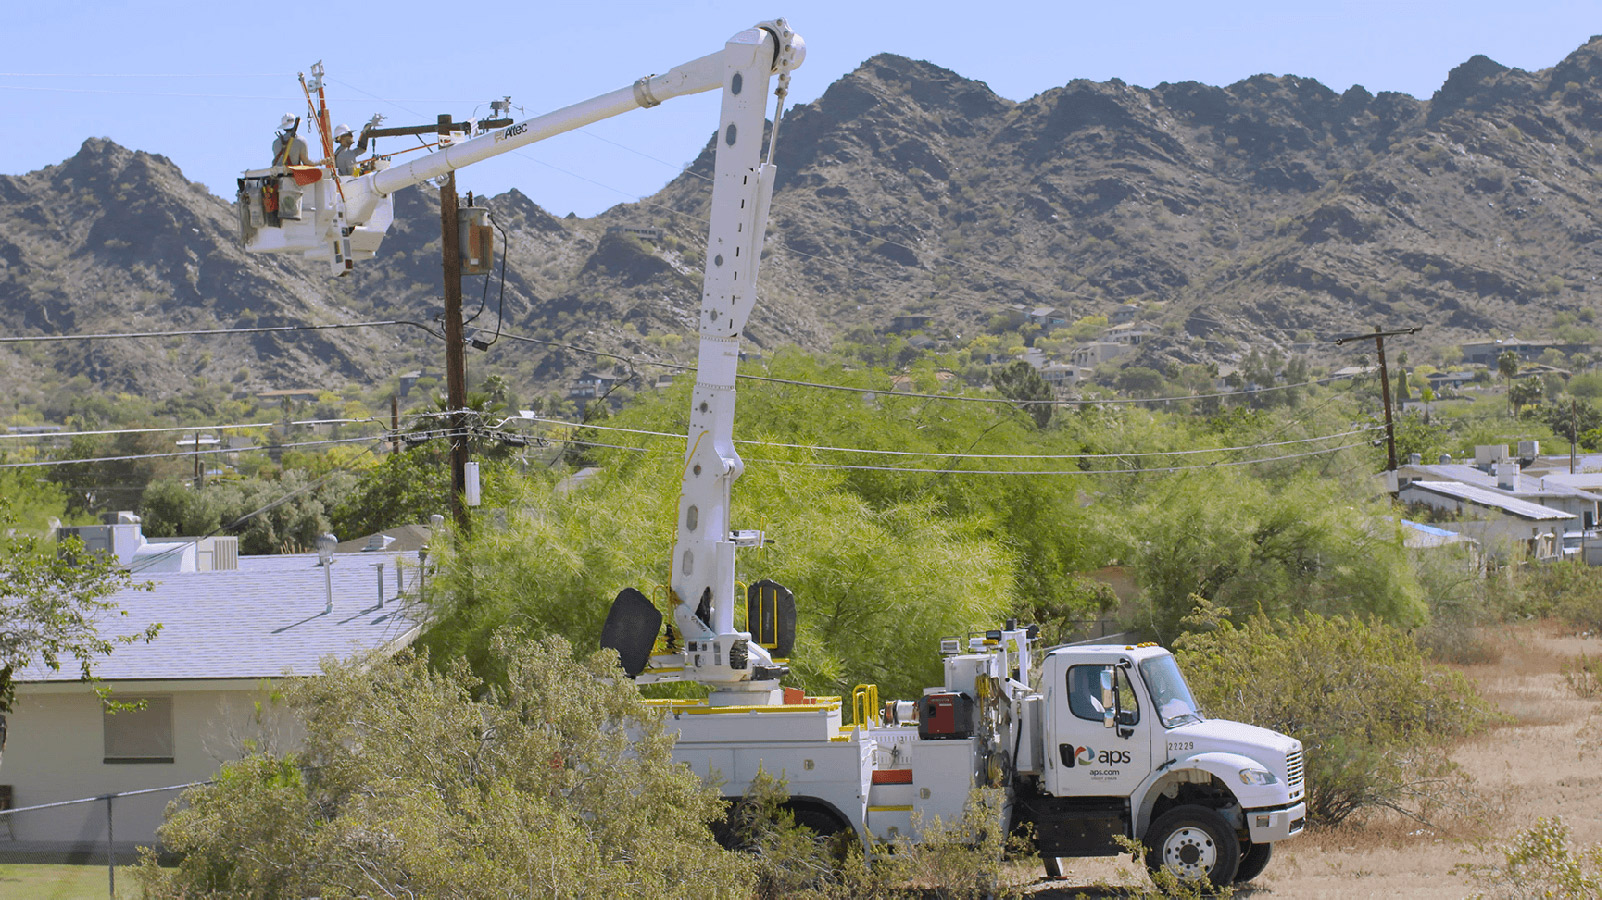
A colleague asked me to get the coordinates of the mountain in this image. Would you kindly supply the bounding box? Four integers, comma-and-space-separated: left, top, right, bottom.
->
6, 37, 1602, 404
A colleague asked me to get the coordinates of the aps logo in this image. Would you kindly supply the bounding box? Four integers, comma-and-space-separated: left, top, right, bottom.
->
1067, 745, 1131, 768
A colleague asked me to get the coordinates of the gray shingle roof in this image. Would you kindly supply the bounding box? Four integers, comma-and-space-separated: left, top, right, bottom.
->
16, 552, 425, 683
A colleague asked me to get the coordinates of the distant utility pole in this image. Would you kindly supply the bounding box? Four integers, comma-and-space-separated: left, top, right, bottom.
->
438, 112, 470, 533
1332, 325, 1421, 472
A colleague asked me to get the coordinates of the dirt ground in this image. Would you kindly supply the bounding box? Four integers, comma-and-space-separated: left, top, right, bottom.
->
1018, 623, 1602, 898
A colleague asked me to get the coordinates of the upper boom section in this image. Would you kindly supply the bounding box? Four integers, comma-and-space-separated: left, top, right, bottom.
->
237, 23, 806, 271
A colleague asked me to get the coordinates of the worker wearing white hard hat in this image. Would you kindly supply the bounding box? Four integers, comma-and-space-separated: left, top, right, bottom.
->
332, 123, 372, 176
271, 113, 310, 166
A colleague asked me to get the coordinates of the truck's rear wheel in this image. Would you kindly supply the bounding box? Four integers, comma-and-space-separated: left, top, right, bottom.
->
1143, 805, 1239, 888
1235, 840, 1272, 883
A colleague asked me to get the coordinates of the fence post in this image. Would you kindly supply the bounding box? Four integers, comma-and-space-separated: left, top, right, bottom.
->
105, 793, 115, 898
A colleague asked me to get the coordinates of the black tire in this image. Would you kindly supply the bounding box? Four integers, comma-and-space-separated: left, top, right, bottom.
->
1143, 805, 1240, 888
1235, 840, 1273, 883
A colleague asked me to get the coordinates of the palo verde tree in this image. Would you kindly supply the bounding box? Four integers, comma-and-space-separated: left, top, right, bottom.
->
993, 359, 1054, 428
138, 635, 753, 898
0, 494, 159, 719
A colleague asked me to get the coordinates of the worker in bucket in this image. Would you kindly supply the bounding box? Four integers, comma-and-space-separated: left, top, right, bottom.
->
332, 124, 366, 175
272, 114, 310, 166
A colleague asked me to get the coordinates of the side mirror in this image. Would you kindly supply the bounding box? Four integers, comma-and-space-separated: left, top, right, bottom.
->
1099, 668, 1116, 729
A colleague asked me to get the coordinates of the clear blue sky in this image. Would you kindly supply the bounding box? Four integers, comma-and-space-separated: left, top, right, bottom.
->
2, 1, 1596, 217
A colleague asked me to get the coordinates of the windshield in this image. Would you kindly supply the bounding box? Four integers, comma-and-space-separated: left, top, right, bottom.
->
1139, 654, 1203, 728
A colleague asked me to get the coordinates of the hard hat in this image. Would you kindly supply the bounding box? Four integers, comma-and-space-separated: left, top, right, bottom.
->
280, 113, 297, 130
334, 124, 352, 139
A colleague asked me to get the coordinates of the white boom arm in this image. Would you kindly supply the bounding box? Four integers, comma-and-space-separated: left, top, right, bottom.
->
242, 22, 806, 697
238, 23, 805, 276
651, 21, 799, 699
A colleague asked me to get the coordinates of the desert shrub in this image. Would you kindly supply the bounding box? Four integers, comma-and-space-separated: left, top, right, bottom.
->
728, 777, 1019, 899
1521, 563, 1602, 632
1412, 547, 1506, 664
137, 635, 751, 899
1174, 601, 1495, 825
1458, 817, 1602, 899
1563, 653, 1601, 699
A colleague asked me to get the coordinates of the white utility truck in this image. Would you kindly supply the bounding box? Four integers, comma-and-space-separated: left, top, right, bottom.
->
242, 20, 1304, 886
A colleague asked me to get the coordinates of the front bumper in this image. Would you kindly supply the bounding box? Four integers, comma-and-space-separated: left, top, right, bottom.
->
1244, 801, 1306, 843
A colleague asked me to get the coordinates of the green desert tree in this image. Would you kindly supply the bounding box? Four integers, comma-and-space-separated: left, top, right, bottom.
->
1122, 469, 1425, 640
137, 635, 752, 899
0, 497, 158, 717
993, 360, 1054, 428
421, 447, 1016, 703
1175, 603, 1492, 825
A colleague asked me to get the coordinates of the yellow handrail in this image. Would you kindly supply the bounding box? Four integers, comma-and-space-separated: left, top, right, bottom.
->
851, 684, 881, 728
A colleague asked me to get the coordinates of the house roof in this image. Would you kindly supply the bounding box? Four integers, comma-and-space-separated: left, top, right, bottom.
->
1399, 463, 1602, 502
334, 524, 433, 554
1403, 482, 1577, 521
16, 551, 425, 684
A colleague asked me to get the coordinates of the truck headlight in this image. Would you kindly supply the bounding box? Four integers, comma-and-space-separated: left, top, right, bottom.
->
1238, 767, 1279, 786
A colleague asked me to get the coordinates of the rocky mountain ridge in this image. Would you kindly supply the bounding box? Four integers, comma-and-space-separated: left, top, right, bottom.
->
5, 36, 1602, 403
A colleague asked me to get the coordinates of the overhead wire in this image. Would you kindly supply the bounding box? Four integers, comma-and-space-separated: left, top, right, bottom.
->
0, 434, 390, 470
504, 414, 1383, 461
0, 319, 445, 344
539, 427, 1368, 476
0, 418, 377, 441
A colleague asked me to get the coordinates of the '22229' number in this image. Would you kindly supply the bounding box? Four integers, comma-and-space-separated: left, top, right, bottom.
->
1166, 741, 1194, 752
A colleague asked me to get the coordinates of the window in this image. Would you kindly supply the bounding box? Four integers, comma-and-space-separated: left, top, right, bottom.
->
1066, 665, 1139, 725
103, 697, 173, 764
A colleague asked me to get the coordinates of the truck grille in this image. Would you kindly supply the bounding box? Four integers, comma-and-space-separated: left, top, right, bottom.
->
1285, 750, 1304, 789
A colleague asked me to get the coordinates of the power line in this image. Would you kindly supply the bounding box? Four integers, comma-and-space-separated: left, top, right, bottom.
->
549, 433, 1367, 477
126, 439, 390, 569
0, 434, 388, 470
746, 441, 1370, 476
0, 418, 378, 441
486, 325, 1353, 408
509, 414, 1382, 461
0, 319, 443, 344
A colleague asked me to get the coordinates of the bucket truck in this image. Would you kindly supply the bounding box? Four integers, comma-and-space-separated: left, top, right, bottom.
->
239, 21, 1304, 887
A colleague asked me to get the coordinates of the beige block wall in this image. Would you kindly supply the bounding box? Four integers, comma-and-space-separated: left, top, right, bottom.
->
3, 681, 301, 848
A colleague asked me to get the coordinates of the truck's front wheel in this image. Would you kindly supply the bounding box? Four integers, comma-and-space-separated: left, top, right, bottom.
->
1235, 840, 1273, 883
1143, 805, 1240, 888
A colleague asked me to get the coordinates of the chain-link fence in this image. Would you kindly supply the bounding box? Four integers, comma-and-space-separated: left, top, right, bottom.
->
0, 782, 200, 898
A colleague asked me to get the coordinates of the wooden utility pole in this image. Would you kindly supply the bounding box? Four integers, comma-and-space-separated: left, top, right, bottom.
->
1333, 325, 1420, 472
439, 112, 470, 532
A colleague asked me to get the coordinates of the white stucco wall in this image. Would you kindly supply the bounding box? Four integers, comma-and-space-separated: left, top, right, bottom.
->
3, 680, 302, 850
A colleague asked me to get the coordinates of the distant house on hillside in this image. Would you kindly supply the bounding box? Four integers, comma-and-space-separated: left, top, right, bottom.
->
605, 224, 664, 242
1028, 307, 1067, 332
4, 522, 425, 858
568, 371, 619, 402
889, 314, 932, 333
1070, 341, 1131, 368
1459, 339, 1591, 366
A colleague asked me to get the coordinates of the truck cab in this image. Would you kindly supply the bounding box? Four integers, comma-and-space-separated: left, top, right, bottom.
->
1019, 642, 1305, 885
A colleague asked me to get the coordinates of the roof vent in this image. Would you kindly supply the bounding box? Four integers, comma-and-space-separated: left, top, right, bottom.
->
1475, 444, 1509, 471
1496, 460, 1520, 491
364, 534, 397, 552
